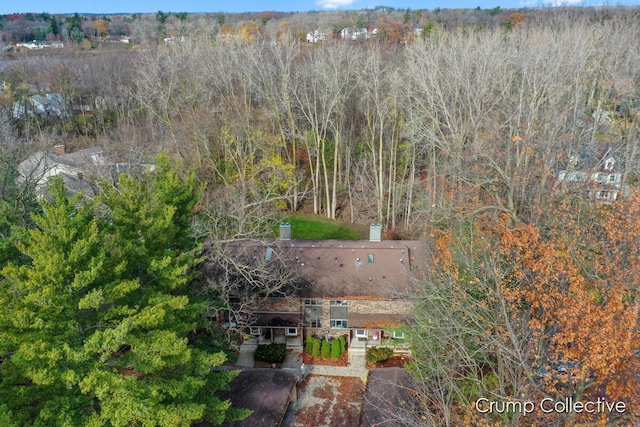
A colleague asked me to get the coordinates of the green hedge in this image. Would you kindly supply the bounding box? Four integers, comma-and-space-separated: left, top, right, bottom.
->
330, 339, 341, 358
321, 339, 330, 358
312, 338, 321, 357
305, 336, 348, 358
254, 343, 287, 364
366, 346, 393, 364
305, 336, 314, 354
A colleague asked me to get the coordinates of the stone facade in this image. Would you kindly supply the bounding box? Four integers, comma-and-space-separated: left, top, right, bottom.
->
222, 235, 427, 349
252, 297, 414, 344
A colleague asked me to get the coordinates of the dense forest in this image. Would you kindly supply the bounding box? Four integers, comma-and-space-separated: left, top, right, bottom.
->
0, 5, 639, 426
1, 7, 639, 233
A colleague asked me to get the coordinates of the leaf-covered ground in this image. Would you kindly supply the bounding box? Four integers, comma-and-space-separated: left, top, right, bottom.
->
283, 375, 364, 427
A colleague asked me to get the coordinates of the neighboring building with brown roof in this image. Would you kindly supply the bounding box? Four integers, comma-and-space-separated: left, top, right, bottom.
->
196, 369, 298, 427
361, 367, 420, 427
218, 224, 427, 351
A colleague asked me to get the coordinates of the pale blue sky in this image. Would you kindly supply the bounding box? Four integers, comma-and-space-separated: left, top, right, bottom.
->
0, 0, 637, 15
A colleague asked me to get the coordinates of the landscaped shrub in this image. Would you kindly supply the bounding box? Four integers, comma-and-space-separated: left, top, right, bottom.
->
366, 346, 393, 364
321, 339, 330, 358
304, 336, 313, 355
254, 343, 287, 364
312, 337, 320, 357
330, 339, 341, 358
339, 335, 346, 354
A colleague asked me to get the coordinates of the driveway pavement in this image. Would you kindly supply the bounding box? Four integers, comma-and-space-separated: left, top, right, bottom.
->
237, 345, 368, 380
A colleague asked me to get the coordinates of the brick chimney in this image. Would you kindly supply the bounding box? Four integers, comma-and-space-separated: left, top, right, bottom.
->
279, 223, 292, 240
369, 224, 382, 242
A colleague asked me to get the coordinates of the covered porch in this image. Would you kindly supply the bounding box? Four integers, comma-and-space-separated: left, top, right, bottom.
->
243, 311, 304, 349
347, 314, 409, 353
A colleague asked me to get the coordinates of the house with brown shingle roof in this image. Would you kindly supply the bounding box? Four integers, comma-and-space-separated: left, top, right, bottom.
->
195, 369, 298, 427
361, 367, 421, 427
219, 224, 427, 352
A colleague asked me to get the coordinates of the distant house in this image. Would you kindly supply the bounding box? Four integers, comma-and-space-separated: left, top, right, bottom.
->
305, 29, 328, 43
163, 36, 185, 46
216, 224, 425, 353
340, 26, 378, 40
18, 145, 154, 197
556, 147, 629, 202
15, 41, 63, 50
13, 93, 67, 119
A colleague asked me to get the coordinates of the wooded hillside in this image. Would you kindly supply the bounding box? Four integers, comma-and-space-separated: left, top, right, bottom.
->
3, 7, 639, 236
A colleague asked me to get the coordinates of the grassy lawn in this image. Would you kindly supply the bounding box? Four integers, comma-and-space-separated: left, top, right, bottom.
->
277, 213, 368, 240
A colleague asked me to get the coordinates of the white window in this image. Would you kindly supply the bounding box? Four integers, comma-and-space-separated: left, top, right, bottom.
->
596, 190, 616, 200
285, 327, 298, 336
355, 329, 367, 338
393, 330, 405, 339
308, 319, 322, 328
330, 300, 348, 306
604, 158, 615, 170
608, 174, 617, 183
330, 319, 348, 328
305, 299, 323, 328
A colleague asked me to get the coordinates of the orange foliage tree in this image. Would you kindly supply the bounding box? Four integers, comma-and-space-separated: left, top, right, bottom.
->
375, 16, 409, 45
410, 197, 639, 426
500, 12, 526, 30
499, 197, 639, 425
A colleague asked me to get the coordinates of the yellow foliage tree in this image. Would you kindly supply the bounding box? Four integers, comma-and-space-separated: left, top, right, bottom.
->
239, 21, 260, 43
92, 19, 108, 40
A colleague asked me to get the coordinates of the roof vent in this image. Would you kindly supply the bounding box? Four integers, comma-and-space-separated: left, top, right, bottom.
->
369, 224, 382, 242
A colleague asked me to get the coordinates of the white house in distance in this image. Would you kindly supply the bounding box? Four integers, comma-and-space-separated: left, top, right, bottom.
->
305, 29, 328, 43
340, 26, 378, 40
556, 147, 629, 202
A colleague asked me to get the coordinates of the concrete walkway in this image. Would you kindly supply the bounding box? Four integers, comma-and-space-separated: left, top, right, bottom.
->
307, 349, 368, 381
236, 343, 256, 368
235, 345, 369, 381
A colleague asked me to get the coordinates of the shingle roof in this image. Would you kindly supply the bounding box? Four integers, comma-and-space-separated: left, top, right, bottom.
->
361, 367, 419, 427
217, 369, 298, 427
348, 314, 406, 328
224, 239, 427, 299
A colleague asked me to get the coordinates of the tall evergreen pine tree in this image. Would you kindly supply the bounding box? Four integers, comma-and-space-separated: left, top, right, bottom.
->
0, 154, 248, 426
